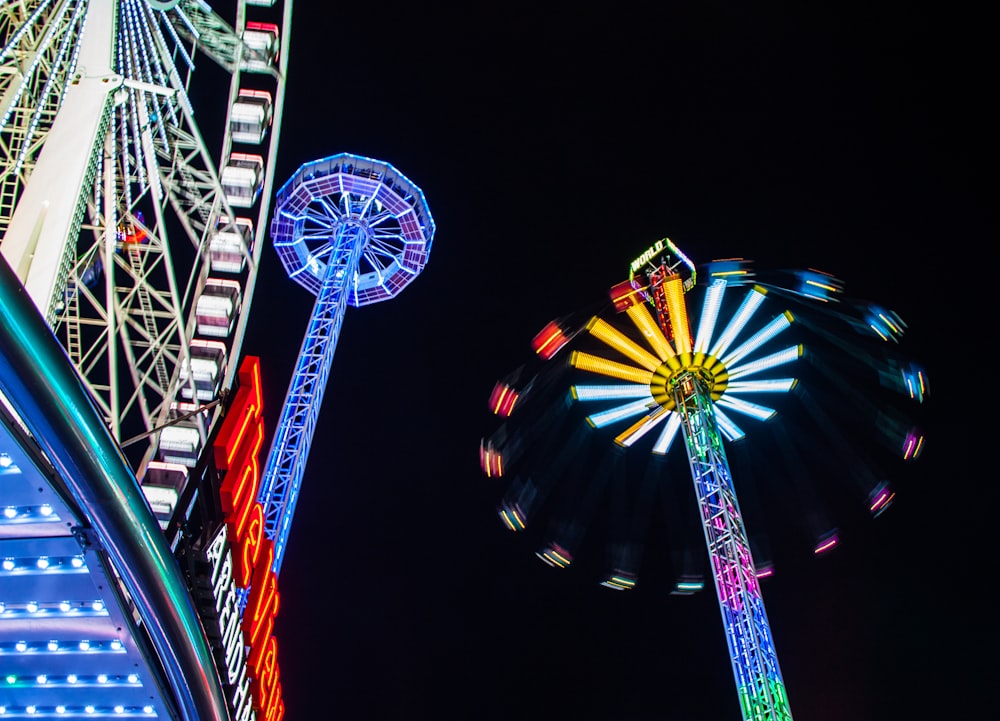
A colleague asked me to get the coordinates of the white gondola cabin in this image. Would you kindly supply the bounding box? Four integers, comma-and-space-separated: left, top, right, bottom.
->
242, 21, 280, 73
158, 404, 204, 467
178, 339, 227, 402
195, 278, 242, 338
140, 461, 189, 530
209, 215, 254, 273
221, 152, 264, 208
230, 88, 273, 144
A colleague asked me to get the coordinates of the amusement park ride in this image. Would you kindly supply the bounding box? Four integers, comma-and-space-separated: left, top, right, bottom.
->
257, 154, 434, 576
481, 238, 927, 721
0, 1, 438, 717
0, 2, 927, 720
0, 2, 294, 718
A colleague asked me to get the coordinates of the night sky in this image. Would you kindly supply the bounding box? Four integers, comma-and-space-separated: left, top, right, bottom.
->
233, 4, 983, 720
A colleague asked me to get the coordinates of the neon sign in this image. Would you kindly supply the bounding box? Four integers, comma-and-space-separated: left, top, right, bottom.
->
628, 237, 697, 288
629, 238, 667, 274
204, 524, 255, 721
213, 356, 284, 721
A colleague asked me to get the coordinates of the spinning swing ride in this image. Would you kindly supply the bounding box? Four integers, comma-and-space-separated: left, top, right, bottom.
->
480, 237, 927, 721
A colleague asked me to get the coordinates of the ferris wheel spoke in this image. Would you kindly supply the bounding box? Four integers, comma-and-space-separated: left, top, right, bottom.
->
159, 128, 229, 242
127, 2, 179, 97
166, 0, 246, 74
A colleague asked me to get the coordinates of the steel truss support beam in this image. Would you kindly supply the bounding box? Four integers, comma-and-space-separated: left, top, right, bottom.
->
674, 372, 793, 721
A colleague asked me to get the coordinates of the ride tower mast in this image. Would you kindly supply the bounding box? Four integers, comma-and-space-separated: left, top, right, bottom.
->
257, 153, 435, 576
629, 239, 792, 721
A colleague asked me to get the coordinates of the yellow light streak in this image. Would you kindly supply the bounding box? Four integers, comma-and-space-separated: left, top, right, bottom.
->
615, 406, 670, 447
663, 277, 691, 354
491, 386, 518, 415
549, 550, 570, 566
587, 317, 663, 371
625, 302, 675, 361
805, 279, 839, 293
570, 351, 654, 384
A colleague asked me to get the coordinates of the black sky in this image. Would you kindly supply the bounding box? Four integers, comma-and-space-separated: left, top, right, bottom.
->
236, 4, 984, 720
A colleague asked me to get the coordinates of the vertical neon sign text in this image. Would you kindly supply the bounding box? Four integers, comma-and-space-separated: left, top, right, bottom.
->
213, 356, 284, 721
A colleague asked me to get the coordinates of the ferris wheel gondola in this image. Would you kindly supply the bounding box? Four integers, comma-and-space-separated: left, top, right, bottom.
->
0, 0, 292, 477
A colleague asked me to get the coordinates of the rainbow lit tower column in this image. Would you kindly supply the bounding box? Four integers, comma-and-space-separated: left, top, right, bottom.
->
623, 240, 792, 721
257, 153, 435, 575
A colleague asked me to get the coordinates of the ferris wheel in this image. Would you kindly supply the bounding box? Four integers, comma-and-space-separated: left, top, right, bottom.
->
0, 0, 292, 473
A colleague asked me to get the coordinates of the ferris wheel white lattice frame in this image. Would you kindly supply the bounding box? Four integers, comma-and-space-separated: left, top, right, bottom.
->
0, 0, 292, 473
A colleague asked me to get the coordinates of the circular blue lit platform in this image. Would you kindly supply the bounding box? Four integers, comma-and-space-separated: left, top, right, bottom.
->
270, 152, 435, 305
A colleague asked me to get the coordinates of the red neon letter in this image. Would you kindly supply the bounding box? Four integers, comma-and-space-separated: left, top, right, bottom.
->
219, 415, 263, 514
213, 356, 263, 470
231, 502, 264, 588
251, 636, 282, 721
243, 540, 279, 665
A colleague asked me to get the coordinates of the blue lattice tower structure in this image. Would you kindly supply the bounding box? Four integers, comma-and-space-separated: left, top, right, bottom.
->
258, 153, 434, 575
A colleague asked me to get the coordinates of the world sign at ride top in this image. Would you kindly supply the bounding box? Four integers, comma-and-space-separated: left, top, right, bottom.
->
212, 356, 284, 721
628, 237, 697, 286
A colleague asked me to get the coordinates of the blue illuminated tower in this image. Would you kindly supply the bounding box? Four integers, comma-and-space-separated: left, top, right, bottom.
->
257, 153, 435, 574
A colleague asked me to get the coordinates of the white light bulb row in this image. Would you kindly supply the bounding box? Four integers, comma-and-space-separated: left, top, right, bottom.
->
0, 505, 60, 524
1, 555, 85, 573
4, 672, 140, 687
1, 638, 125, 655
0, 703, 156, 716
0, 599, 106, 617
